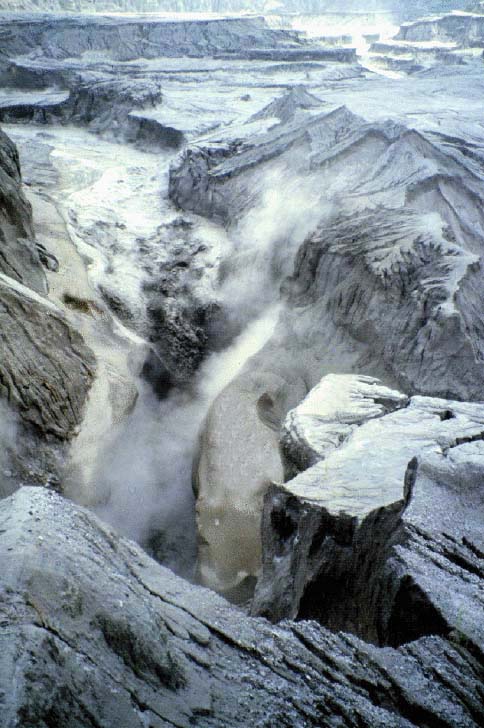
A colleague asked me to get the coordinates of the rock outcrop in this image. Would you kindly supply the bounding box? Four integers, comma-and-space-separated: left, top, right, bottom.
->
396, 12, 484, 47
0, 60, 171, 149
0, 15, 304, 63
0, 126, 95, 493
0, 126, 46, 292
249, 84, 323, 125
252, 375, 484, 658
1, 486, 482, 728
0, 274, 95, 440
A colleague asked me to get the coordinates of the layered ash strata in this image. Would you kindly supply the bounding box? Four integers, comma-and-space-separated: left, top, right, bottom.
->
0, 1, 474, 21
366, 41, 468, 73
0, 14, 354, 148
253, 374, 484, 660
1, 486, 482, 728
396, 12, 484, 47
367, 11, 484, 72
0, 14, 304, 62
0, 61, 169, 148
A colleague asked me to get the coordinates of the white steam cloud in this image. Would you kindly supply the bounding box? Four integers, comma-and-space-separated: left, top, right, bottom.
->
86, 159, 326, 578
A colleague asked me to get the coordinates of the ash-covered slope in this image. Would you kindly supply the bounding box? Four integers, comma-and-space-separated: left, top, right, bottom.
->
171, 103, 484, 402
1, 486, 482, 728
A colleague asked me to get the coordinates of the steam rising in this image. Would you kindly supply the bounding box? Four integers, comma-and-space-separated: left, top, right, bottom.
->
90, 161, 326, 577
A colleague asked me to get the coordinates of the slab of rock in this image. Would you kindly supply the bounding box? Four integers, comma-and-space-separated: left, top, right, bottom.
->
252, 374, 484, 662
281, 373, 408, 479
0, 486, 482, 728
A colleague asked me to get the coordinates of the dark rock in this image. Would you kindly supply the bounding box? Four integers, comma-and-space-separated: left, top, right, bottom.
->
0, 275, 96, 440
140, 347, 173, 399
0, 126, 47, 294
0, 486, 482, 728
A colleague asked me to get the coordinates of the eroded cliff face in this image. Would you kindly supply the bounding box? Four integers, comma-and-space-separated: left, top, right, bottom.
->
396, 12, 484, 45
0, 15, 303, 62
0, 127, 96, 494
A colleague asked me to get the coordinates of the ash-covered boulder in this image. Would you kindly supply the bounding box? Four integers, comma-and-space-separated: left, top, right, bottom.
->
280, 374, 408, 479
252, 374, 484, 664
1, 486, 482, 728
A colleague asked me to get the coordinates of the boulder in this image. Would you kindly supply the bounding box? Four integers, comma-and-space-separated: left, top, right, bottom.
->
252, 374, 484, 664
